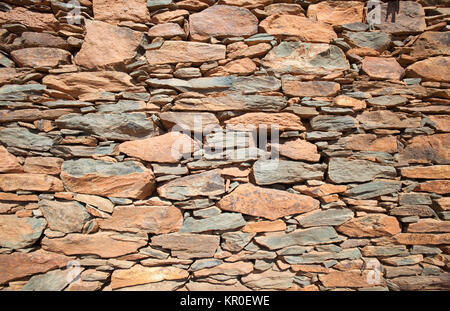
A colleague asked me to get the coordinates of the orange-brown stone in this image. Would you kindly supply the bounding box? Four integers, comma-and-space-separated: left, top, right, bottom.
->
225, 112, 305, 131
400, 165, 450, 179
307, 1, 364, 25
278, 139, 320, 162
0, 174, 64, 192
0, 146, 22, 173
337, 214, 401, 237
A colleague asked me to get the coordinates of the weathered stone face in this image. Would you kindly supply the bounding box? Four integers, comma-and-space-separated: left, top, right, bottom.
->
0, 0, 448, 293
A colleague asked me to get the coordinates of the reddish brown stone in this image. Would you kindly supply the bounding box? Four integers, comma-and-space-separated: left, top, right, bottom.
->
406, 56, 450, 82
0, 192, 38, 202
334, 95, 367, 111
148, 23, 185, 38
338, 134, 398, 153
151, 9, 189, 24
146, 41, 226, 66
18, 32, 69, 50
264, 3, 305, 16
414, 180, 450, 195
293, 184, 347, 198
221, 0, 271, 9
189, 5, 258, 41
399, 134, 449, 164
337, 214, 401, 237
98, 205, 183, 234
282, 80, 340, 97
75, 20, 143, 70
0, 108, 75, 123
428, 115, 450, 132
111, 265, 188, 290
42, 232, 147, 258
217, 183, 319, 220
357, 110, 421, 129
0, 215, 46, 249
0, 250, 71, 285
362, 57, 405, 80
93, 0, 150, 24
11, 48, 71, 68
0, 174, 64, 192
0, 7, 58, 32
400, 165, 450, 179
0, 146, 22, 173
434, 197, 450, 212
394, 233, 450, 245
407, 219, 450, 233
390, 275, 450, 290
375, 1, 426, 35
225, 113, 305, 131
23, 157, 63, 175
278, 139, 320, 162
193, 261, 253, 278
307, 1, 364, 25
150, 233, 220, 259
260, 14, 337, 43
208, 58, 257, 76
319, 270, 385, 288
242, 220, 286, 233
409, 32, 450, 61
119, 132, 198, 163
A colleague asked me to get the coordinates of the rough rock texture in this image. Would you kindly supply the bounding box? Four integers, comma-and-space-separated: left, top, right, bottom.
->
0, 0, 448, 292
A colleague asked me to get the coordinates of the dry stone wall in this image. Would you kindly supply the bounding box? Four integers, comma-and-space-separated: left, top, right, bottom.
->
0, 0, 449, 291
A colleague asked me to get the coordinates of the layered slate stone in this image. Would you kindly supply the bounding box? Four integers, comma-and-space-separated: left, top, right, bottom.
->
400, 165, 450, 179
345, 180, 402, 199
307, 1, 364, 26
277, 139, 321, 162
0, 174, 64, 192
393, 233, 450, 245
93, 0, 150, 24
56, 112, 158, 141
310, 115, 357, 131
157, 169, 225, 200
252, 159, 326, 185
343, 31, 392, 53
319, 270, 384, 288
409, 32, 450, 60
159, 112, 220, 134
260, 15, 337, 43
179, 213, 246, 233
336, 214, 401, 237
148, 23, 185, 38
11, 47, 71, 68
225, 113, 305, 131
60, 159, 155, 199
111, 265, 188, 290
336, 134, 398, 153
399, 134, 449, 164
328, 158, 397, 184
0, 146, 22, 173
0, 7, 58, 32
42, 232, 147, 258
375, 1, 426, 35
0, 250, 71, 285
98, 205, 183, 234
146, 41, 226, 66
0, 127, 53, 151
241, 269, 295, 290
357, 110, 421, 130
150, 233, 220, 259
22, 267, 83, 291
75, 20, 143, 70
406, 56, 450, 82
0, 215, 46, 249
255, 227, 340, 250
261, 42, 349, 76
16, 32, 69, 50
217, 183, 319, 220
39, 200, 90, 233
361, 57, 405, 80
43, 71, 135, 98
296, 209, 354, 227
119, 132, 198, 163
189, 5, 258, 41
282, 80, 340, 97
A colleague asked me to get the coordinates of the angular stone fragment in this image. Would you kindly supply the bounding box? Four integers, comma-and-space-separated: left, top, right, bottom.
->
241, 269, 295, 290
194, 261, 253, 278
93, 0, 150, 24
319, 270, 385, 288
414, 180, 450, 195
0, 250, 71, 285
282, 80, 340, 97
0, 146, 22, 173
262, 42, 349, 75
43, 71, 134, 98
337, 214, 401, 237
221, 232, 255, 252
75, 20, 143, 70
0, 127, 53, 151
157, 169, 225, 200
343, 31, 391, 52
22, 267, 83, 291
400, 165, 450, 179
39, 200, 90, 233
394, 233, 450, 245
0, 7, 58, 32
218, 183, 319, 220
406, 56, 450, 82
0, 215, 46, 249
399, 134, 449, 165
111, 265, 188, 290
278, 139, 320, 162
375, 1, 426, 35
17, 32, 69, 50
159, 112, 220, 134
310, 115, 357, 131
151, 233, 220, 259
119, 132, 198, 163
180, 213, 246, 233
390, 275, 450, 290
99, 205, 183, 233
328, 158, 396, 184
361, 245, 407, 257
225, 113, 305, 131
357, 110, 421, 129
255, 227, 339, 250
61, 159, 155, 199
148, 23, 185, 38
296, 209, 354, 227
407, 219, 450, 233
42, 232, 147, 258
409, 32, 450, 60
260, 15, 337, 43
0, 174, 64, 192
284, 248, 361, 265
362, 57, 405, 80
11, 48, 71, 68
336, 134, 398, 153
146, 41, 226, 65
23, 157, 63, 175
189, 5, 257, 40
73, 194, 114, 213
307, 1, 364, 25
56, 112, 157, 141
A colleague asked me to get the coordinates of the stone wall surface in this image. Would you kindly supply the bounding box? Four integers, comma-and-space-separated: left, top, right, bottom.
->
0, 0, 449, 291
